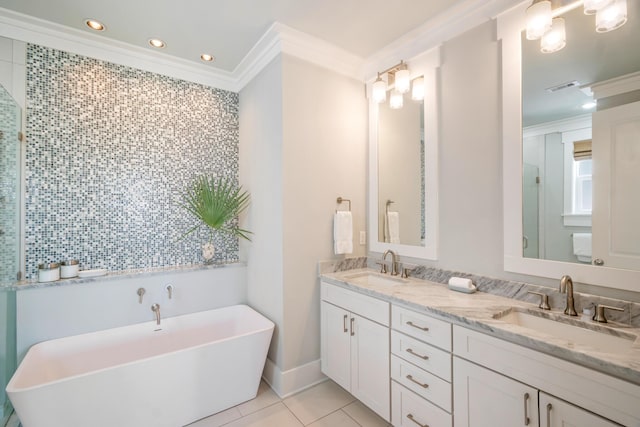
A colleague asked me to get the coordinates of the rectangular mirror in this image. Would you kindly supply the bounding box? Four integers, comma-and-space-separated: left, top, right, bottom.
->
368, 49, 440, 260
499, 0, 640, 291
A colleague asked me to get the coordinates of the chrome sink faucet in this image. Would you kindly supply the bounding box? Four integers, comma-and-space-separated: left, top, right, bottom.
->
383, 249, 399, 276
559, 275, 578, 316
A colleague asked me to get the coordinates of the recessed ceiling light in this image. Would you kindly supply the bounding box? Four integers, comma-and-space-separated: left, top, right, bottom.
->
85, 19, 105, 31
200, 54, 215, 62
148, 38, 166, 49
582, 101, 597, 110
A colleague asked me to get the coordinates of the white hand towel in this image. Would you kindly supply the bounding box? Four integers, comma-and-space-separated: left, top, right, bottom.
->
572, 233, 592, 263
387, 211, 400, 244
334, 211, 353, 254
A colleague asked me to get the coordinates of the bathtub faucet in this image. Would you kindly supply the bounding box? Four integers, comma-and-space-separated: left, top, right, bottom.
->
151, 303, 161, 325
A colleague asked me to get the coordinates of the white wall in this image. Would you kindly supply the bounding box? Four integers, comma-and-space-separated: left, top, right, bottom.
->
239, 56, 285, 368
16, 266, 246, 360
435, 20, 504, 276
239, 54, 367, 396
281, 54, 367, 373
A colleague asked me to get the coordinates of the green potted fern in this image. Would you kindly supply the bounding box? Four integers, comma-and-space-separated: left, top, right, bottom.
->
181, 175, 251, 263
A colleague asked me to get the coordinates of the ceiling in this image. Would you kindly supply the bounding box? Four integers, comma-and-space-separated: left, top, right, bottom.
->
522, 0, 640, 127
0, 0, 466, 72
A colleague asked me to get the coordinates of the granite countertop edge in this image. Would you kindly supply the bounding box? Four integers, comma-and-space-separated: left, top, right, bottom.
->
320, 268, 640, 387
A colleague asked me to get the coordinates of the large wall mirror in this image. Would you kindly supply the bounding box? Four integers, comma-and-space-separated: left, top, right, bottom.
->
499, 0, 640, 291
368, 48, 440, 260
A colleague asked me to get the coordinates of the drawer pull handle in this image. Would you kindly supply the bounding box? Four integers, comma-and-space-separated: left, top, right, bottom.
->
406, 321, 429, 331
406, 348, 429, 360
343, 314, 348, 333
407, 413, 429, 427
406, 374, 429, 389
523, 393, 530, 426
546, 403, 552, 427
350, 317, 355, 336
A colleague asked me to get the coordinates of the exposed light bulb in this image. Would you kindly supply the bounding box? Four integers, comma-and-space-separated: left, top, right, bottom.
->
541, 18, 566, 53
390, 90, 403, 109
372, 74, 387, 103
395, 67, 411, 94
583, 0, 614, 14
411, 77, 425, 101
596, 0, 627, 32
526, 0, 552, 40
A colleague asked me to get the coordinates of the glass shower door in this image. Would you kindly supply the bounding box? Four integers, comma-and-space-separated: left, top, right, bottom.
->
0, 83, 21, 425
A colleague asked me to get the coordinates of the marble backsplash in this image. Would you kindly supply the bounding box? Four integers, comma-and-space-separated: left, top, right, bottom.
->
318, 257, 640, 327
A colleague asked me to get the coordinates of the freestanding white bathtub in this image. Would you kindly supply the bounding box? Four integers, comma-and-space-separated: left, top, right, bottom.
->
6, 304, 274, 427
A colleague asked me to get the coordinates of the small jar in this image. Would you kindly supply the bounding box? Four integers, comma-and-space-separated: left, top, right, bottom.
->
38, 263, 60, 283
60, 260, 79, 278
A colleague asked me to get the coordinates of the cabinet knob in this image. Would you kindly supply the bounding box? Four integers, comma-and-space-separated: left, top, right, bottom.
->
593, 258, 604, 266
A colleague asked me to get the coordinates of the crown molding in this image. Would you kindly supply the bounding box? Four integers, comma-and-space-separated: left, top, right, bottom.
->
0, 7, 236, 91
361, 0, 524, 80
0, 0, 524, 92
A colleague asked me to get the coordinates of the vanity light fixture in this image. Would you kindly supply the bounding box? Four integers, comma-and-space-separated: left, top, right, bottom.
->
372, 60, 422, 109
85, 19, 105, 31
395, 62, 411, 94
411, 76, 425, 101
148, 38, 166, 49
200, 54, 215, 62
372, 73, 387, 103
540, 17, 567, 52
525, 0, 628, 53
389, 89, 404, 109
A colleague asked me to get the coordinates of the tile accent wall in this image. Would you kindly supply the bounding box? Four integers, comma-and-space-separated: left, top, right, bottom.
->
24, 45, 240, 278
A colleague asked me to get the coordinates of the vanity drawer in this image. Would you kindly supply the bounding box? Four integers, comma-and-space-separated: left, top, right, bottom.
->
391, 330, 451, 381
392, 381, 452, 427
392, 305, 451, 351
391, 355, 452, 412
321, 282, 389, 326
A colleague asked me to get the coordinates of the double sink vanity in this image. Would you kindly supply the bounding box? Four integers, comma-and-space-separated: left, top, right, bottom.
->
320, 268, 640, 427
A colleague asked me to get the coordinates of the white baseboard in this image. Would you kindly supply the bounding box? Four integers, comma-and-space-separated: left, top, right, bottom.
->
262, 358, 327, 398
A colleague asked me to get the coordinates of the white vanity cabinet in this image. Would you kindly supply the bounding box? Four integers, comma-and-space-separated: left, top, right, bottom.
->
390, 305, 453, 427
453, 325, 638, 427
320, 282, 390, 421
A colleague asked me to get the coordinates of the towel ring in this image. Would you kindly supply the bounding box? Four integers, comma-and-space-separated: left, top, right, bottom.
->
336, 197, 351, 212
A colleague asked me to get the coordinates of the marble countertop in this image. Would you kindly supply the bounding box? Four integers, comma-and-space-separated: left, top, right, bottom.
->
321, 268, 640, 386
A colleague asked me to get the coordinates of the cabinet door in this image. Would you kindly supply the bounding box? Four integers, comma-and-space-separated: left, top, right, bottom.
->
454, 357, 538, 427
320, 301, 351, 392
351, 313, 390, 421
539, 393, 621, 427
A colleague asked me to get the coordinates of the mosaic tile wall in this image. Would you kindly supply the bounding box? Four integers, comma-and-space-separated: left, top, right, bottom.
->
24, 44, 240, 278
0, 86, 21, 283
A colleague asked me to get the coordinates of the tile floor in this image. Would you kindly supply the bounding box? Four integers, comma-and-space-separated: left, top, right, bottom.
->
187, 379, 391, 427
6, 379, 391, 427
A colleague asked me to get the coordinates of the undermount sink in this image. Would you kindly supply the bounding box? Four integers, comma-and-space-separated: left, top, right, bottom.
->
343, 272, 409, 287
493, 308, 636, 354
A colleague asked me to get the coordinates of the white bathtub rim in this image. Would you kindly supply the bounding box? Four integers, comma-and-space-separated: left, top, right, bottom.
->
7, 304, 274, 393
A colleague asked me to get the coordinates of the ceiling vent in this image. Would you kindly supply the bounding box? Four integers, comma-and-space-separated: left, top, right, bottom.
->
546, 80, 581, 92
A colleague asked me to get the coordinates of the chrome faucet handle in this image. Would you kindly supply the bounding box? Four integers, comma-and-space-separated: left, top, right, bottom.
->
376, 261, 388, 274
166, 284, 174, 299
527, 291, 551, 310
592, 304, 624, 323
137, 288, 146, 304
401, 267, 412, 279
151, 303, 161, 325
